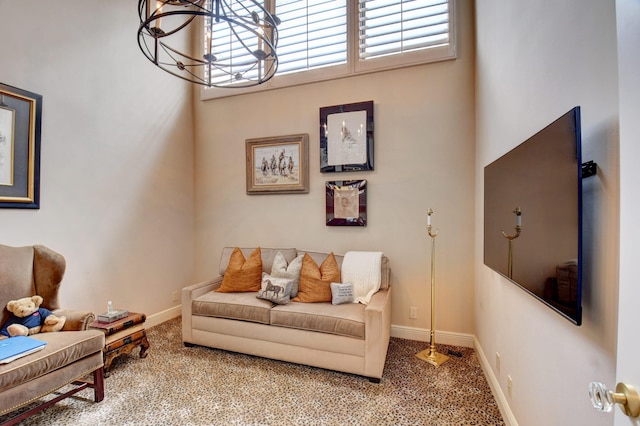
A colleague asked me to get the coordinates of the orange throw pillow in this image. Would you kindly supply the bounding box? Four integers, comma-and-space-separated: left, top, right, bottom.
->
292, 253, 341, 303
216, 247, 262, 293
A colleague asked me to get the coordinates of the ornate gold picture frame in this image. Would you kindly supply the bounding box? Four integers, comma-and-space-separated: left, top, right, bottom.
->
0, 82, 42, 209
246, 134, 309, 194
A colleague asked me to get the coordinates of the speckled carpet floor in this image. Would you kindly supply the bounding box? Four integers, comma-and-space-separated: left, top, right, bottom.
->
2, 317, 504, 425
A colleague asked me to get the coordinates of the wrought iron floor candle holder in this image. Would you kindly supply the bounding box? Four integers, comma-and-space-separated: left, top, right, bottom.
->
416, 208, 449, 367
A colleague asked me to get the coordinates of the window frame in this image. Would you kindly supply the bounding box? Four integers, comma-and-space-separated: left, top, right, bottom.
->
200, 0, 457, 100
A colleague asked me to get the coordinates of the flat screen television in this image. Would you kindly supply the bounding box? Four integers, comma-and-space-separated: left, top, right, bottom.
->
484, 107, 583, 325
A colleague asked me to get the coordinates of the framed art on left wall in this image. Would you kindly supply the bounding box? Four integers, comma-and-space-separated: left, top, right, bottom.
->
0, 82, 42, 209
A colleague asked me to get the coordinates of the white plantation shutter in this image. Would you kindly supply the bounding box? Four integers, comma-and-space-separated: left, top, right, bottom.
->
201, 0, 455, 98
275, 0, 347, 75
359, 0, 451, 60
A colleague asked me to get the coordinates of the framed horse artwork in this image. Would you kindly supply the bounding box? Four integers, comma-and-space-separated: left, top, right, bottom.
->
245, 134, 309, 195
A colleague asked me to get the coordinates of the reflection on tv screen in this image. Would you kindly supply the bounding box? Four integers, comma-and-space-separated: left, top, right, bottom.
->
484, 107, 582, 325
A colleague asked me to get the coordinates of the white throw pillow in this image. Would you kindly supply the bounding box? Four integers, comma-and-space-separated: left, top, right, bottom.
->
270, 252, 304, 297
330, 282, 355, 305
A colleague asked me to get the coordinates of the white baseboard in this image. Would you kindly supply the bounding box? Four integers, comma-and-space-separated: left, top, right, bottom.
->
474, 337, 518, 426
391, 324, 475, 348
146, 305, 181, 328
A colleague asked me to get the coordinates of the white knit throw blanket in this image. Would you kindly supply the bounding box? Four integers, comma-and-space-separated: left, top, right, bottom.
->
341, 251, 383, 305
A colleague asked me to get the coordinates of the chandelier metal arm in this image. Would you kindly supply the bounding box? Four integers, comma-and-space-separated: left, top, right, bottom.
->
140, 12, 199, 38
137, 0, 280, 88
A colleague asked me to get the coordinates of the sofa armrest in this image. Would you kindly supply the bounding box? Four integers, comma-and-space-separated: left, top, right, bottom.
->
182, 276, 223, 298
52, 309, 96, 331
364, 287, 392, 378
365, 288, 390, 315
182, 277, 223, 343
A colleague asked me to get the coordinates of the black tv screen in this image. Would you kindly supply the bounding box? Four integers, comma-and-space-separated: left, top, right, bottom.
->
484, 107, 582, 325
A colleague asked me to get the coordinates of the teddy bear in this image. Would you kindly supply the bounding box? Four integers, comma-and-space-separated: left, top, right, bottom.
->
0, 295, 66, 338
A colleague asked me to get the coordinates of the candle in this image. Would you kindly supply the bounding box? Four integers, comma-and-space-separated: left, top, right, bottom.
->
427, 211, 432, 226
517, 213, 521, 227
156, 1, 163, 28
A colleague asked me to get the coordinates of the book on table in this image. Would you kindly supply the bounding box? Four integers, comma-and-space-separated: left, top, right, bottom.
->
0, 335, 47, 364
104, 327, 147, 352
104, 323, 145, 346
91, 312, 146, 335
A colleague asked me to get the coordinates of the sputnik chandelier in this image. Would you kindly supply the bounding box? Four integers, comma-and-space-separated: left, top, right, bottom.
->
137, 0, 280, 88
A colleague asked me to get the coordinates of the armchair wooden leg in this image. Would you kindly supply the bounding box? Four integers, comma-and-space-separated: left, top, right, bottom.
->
93, 366, 105, 402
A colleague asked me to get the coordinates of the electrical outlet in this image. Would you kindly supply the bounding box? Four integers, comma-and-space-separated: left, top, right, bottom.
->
495, 352, 501, 373
507, 375, 513, 398
172, 291, 178, 302
410, 307, 417, 319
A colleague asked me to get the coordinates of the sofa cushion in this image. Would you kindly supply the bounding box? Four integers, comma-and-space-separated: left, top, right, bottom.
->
270, 252, 303, 297
380, 256, 390, 290
219, 247, 298, 275
256, 273, 293, 305
270, 302, 365, 339
216, 247, 262, 293
193, 291, 274, 324
292, 253, 340, 303
297, 250, 395, 290
0, 330, 104, 393
298, 251, 343, 270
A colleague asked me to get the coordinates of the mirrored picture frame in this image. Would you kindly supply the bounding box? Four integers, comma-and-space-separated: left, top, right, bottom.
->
320, 101, 373, 173
325, 179, 367, 226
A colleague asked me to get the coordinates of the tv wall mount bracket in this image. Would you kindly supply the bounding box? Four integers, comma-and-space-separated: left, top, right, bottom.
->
582, 161, 597, 178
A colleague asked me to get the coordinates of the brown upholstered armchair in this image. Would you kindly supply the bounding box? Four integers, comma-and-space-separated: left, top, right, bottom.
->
0, 244, 105, 424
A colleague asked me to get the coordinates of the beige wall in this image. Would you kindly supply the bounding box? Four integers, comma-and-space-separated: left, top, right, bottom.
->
0, 2, 629, 424
475, 1, 619, 425
0, 1, 195, 320
193, 1, 476, 339
615, 0, 640, 424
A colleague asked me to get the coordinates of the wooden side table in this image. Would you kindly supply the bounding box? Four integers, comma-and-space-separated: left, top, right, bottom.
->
90, 312, 150, 377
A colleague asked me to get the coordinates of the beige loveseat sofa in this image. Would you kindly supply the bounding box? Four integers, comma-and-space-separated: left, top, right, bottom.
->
182, 247, 391, 382
0, 244, 105, 424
